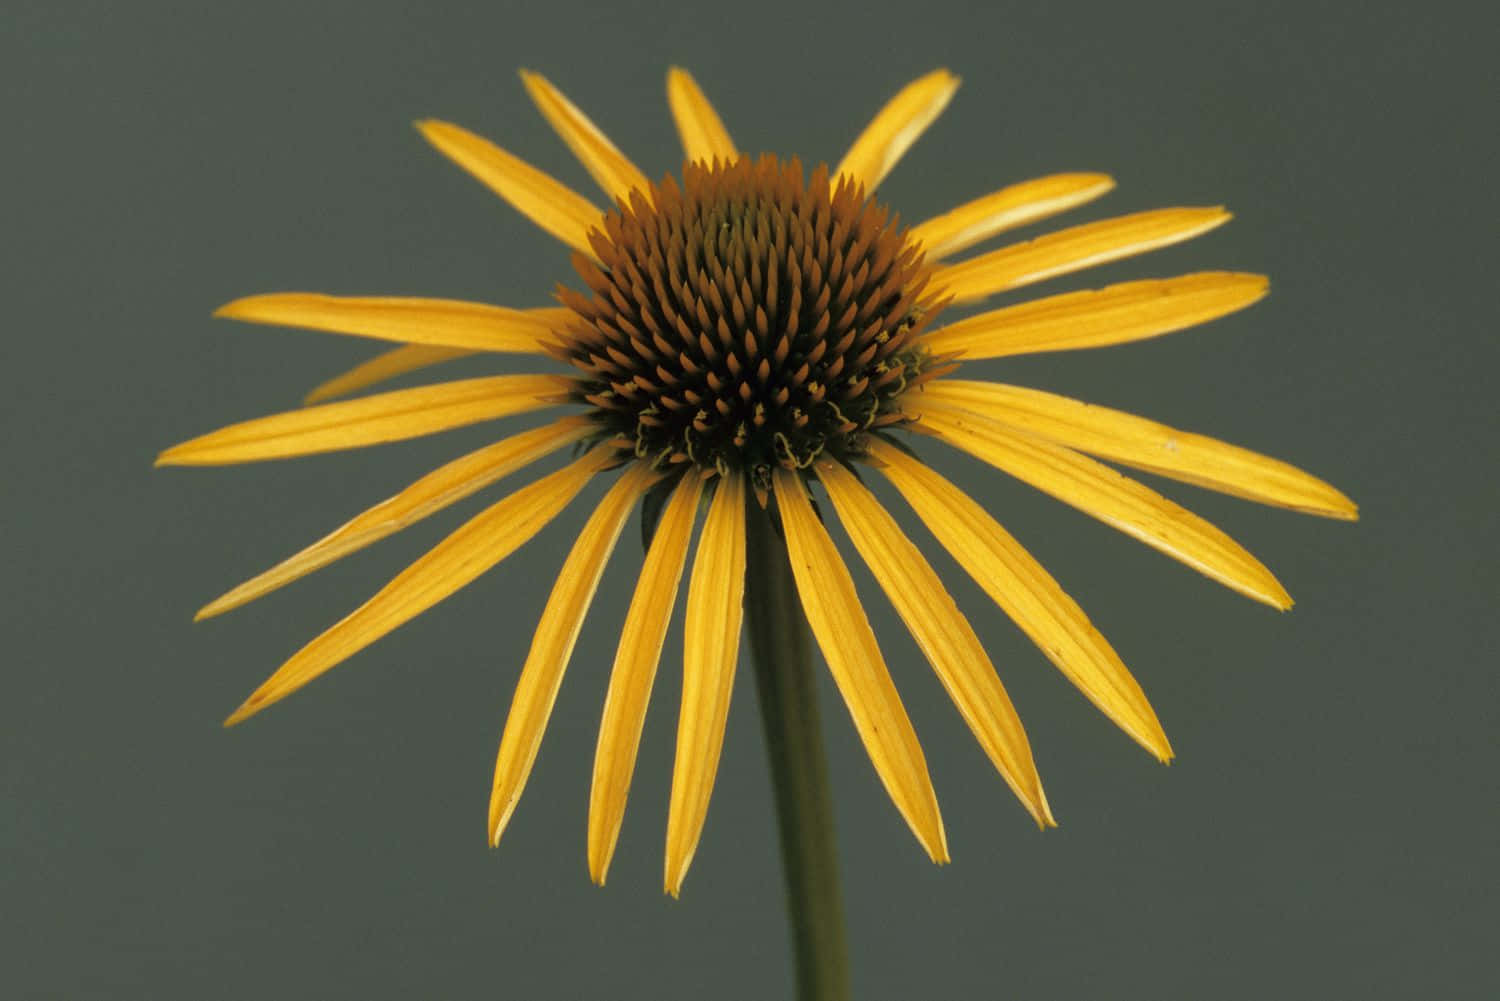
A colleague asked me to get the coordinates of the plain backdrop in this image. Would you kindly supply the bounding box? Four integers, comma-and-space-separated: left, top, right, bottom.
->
4, 1, 1496, 998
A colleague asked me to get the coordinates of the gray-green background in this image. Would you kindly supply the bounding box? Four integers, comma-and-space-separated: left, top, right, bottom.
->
6, 1, 1495, 997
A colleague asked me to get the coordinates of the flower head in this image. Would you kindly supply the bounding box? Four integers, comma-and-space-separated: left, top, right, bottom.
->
161, 68, 1355, 894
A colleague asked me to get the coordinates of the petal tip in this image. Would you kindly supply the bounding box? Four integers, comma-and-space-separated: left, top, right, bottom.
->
517, 69, 546, 95
413, 118, 450, 142
211, 296, 253, 320
1327, 492, 1360, 521
1032, 790, 1058, 829
586, 850, 610, 887
222, 697, 261, 727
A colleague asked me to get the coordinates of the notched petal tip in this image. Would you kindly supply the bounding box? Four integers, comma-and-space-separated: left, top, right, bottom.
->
1322, 490, 1360, 521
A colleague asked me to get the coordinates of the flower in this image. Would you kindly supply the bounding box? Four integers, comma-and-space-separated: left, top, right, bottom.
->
160, 68, 1356, 894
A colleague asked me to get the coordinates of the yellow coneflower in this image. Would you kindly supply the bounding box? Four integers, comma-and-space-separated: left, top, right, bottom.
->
160, 68, 1356, 900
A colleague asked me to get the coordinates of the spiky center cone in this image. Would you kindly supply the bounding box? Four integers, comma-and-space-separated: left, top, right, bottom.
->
553, 155, 950, 494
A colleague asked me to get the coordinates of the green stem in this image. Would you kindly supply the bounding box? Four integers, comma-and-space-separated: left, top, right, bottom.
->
744, 497, 850, 1001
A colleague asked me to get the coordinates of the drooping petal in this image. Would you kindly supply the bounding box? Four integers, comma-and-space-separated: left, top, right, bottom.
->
225, 446, 615, 727
911, 402, 1293, 609
921, 381, 1358, 519
665, 471, 746, 895
666, 67, 738, 165
416, 119, 604, 255
488, 461, 656, 846
519, 71, 650, 202
772, 468, 948, 862
588, 473, 705, 884
196, 418, 594, 620
815, 459, 1053, 827
156, 373, 570, 465
305, 344, 475, 405
834, 69, 960, 193
908, 173, 1116, 261
869, 439, 1171, 761
214, 294, 567, 353
932, 207, 1233, 306
922, 272, 1268, 359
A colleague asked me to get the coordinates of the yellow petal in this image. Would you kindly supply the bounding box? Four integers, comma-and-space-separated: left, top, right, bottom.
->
487, 461, 656, 846
869, 439, 1171, 761
519, 70, 650, 202
225, 446, 614, 728
588, 473, 705, 884
215, 293, 568, 353
416, 119, 604, 255
922, 272, 1269, 359
834, 69, 960, 192
912, 401, 1293, 609
908, 173, 1116, 261
666, 67, 738, 165
664, 471, 746, 895
815, 459, 1053, 827
156, 373, 569, 465
305, 344, 475, 405
196, 418, 594, 620
933, 207, 1233, 306
922, 381, 1358, 519
772, 468, 948, 862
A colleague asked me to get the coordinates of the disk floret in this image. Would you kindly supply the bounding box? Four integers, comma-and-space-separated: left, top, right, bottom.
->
553, 154, 949, 490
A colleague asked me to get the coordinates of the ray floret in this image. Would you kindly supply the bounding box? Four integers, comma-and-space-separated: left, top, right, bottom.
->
303, 344, 476, 404
912, 401, 1293, 609
589, 473, 705, 884
835, 69, 960, 192
933, 207, 1233, 305
921, 380, 1358, 518
922, 271, 1269, 358
417, 119, 604, 254
157, 373, 570, 465
226, 445, 615, 727
215, 294, 566, 353
197, 418, 593, 620
870, 439, 1173, 760
665, 470, 747, 895
773, 468, 948, 862
666, 67, 737, 165
488, 461, 655, 846
815, 458, 1053, 826
520, 70, 650, 201
910, 172, 1116, 261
